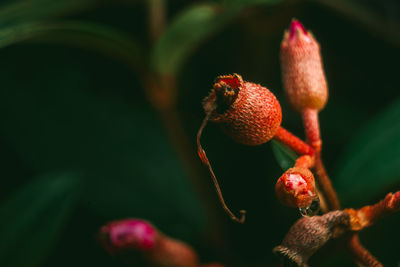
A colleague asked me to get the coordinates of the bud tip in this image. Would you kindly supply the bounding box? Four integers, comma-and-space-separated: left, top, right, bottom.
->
289, 19, 309, 41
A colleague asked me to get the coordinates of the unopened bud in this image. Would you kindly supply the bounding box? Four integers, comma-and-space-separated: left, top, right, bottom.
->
97, 219, 158, 255
97, 218, 199, 267
280, 19, 328, 112
275, 167, 319, 216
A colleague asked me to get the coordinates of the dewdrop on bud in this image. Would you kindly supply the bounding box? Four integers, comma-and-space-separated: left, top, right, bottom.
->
275, 167, 320, 216
280, 19, 328, 112
203, 73, 282, 146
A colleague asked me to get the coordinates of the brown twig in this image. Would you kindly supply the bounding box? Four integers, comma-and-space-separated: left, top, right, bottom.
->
313, 151, 341, 211
348, 234, 383, 267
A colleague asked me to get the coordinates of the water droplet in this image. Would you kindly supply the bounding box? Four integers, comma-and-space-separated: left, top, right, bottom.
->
298, 198, 320, 217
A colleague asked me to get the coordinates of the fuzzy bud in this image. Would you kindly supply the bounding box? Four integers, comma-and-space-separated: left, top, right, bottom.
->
275, 167, 319, 215
203, 73, 282, 146
97, 219, 157, 255
280, 19, 328, 112
97, 218, 199, 267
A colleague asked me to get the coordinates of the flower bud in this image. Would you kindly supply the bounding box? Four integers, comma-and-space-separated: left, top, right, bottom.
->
275, 167, 319, 214
97, 218, 199, 267
280, 19, 328, 112
97, 219, 158, 255
203, 73, 282, 146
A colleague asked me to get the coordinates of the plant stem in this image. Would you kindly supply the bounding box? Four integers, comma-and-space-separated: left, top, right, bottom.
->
147, 0, 166, 43
302, 109, 321, 151
348, 234, 383, 267
301, 109, 341, 210
300, 108, 385, 266
345, 191, 400, 231
273, 127, 314, 156
313, 151, 341, 210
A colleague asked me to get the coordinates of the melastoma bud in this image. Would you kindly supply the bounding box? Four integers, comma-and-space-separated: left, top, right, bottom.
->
275, 167, 319, 216
97, 218, 199, 267
280, 19, 328, 112
97, 219, 158, 255
203, 73, 282, 146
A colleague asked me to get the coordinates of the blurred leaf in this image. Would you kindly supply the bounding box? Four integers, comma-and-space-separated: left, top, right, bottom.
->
0, 21, 144, 69
0, 66, 206, 240
271, 140, 297, 171
0, 0, 95, 26
312, 0, 400, 46
151, 4, 240, 74
225, 0, 286, 6
335, 99, 400, 206
151, 0, 287, 75
0, 172, 81, 267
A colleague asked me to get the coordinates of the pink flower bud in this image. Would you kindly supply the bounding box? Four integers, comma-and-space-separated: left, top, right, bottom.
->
275, 167, 319, 216
97, 218, 199, 267
97, 219, 157, 255
280, 19, 328, 112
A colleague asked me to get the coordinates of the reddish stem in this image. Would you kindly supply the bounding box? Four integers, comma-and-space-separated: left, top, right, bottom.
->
274, 127, 314, 156
345, 191, 400, 231
302, 108, 322, 151
348, 235, 383, 267
301, 108, 340, 211
294, 155, 314, 169
313, 151, 341, 210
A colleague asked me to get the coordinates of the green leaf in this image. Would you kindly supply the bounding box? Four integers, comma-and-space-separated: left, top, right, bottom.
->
0, 0, 95, 26
271, 140, 297, 171
335, 99, 400, 206
0, 21, 144, 69
0, 66, 206, 240
0, 172, 82, 267
151, 3, 240, 75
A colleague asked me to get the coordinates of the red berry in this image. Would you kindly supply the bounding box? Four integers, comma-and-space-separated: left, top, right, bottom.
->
203, 73, 282, 146
275, 167, 317, 210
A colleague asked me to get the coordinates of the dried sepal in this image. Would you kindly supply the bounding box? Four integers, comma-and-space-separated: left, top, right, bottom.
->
273, 210, 350, 266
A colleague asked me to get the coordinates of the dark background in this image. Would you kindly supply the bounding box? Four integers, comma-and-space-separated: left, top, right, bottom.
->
0, 0, 399, 266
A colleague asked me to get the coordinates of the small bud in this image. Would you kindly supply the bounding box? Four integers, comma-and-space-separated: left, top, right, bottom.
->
280, 19, 328, 112
203, 73, 282, 146
97, 219, 158, 255
275, 167, 319, 215
97, 218, 199, 267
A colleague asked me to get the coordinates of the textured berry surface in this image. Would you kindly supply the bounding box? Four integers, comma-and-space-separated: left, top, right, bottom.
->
275, 167, 316, 208
281, 19, 328, 112
204, 74, 282, 146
